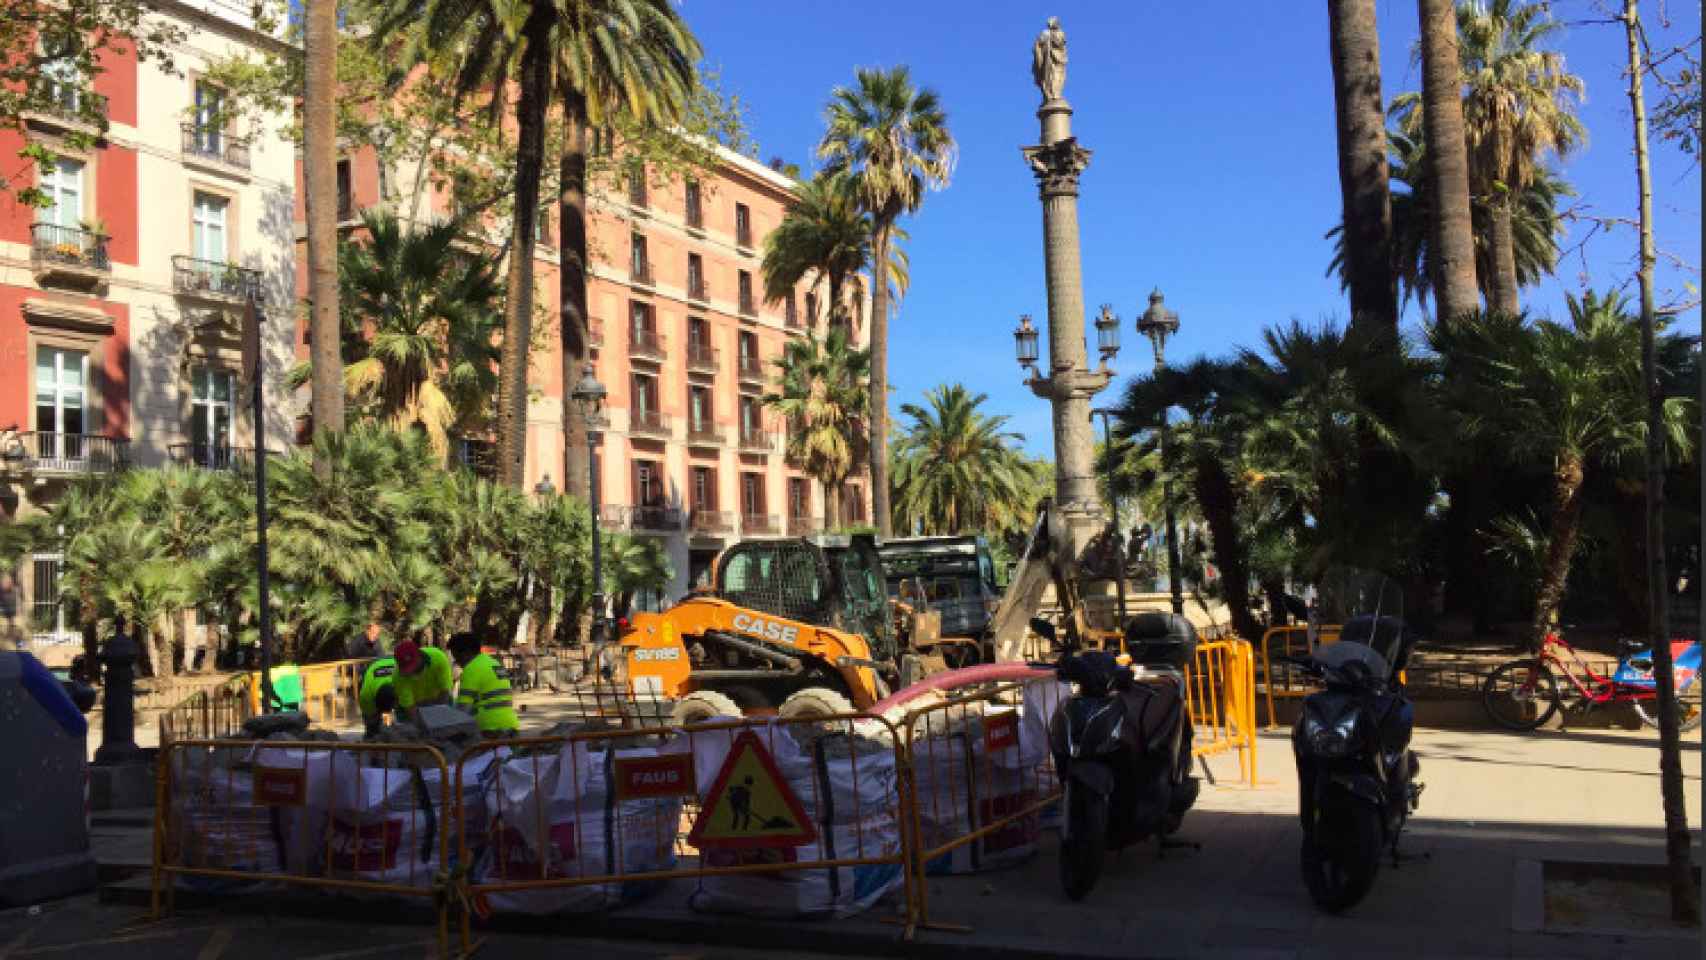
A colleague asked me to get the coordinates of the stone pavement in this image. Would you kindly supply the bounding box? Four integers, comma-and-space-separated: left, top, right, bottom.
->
85, 723, 1705, 958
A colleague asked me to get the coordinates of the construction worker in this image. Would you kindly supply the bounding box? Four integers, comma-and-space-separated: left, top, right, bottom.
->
391, 639, 453, 724
358, 655, 398, 736
448, 632, 518, 738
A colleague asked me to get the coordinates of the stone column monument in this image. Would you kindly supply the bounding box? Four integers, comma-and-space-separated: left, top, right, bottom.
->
1023, 17, 1113, 555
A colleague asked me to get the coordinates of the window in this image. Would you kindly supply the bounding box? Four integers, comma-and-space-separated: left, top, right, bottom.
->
630, 233, 648, 278
687, 253, 705, 299
785, 295, 798, 328
685, 180, 703, 227
806, 292, 819, 325
692, 466, 716, 511
738, 271, 754, 313
193, 192, 228, 262
35, 347, 87, 440
40, 158, 83, 228
789, 478, 809, 519
689, 386, 711, 431
193, 81, 225, 152
843, 484, 865, 524
191, 366, 234, 455
31, 553, 69, 642
631, 373, 658, 416
629, 300, 654, 340
336, 158, 352, 219
634, 459, 663, 506
534, 209, 551, 245
735, 203, 752, 247
741, 472, 765, 516
739, 395, 762, 439
688, 316, 708, 350
42, 57, 79, 111
628, 168, 646, 206
738, 331, 758, 377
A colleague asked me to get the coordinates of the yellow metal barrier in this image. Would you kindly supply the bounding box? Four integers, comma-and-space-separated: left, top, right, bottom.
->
1185, 639, 1259, 784
158, 675, 255, 745
1257, 625, 1342, 729
152, 738, 453, 957
451, 713, 916, 953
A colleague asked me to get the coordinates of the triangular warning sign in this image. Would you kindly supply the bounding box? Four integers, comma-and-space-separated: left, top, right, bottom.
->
687, 729, 816, 850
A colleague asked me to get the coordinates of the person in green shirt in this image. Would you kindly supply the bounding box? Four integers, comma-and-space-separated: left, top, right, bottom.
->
391, 639, 453, 724
358, 656, 399, 736
449, 632, 518, 738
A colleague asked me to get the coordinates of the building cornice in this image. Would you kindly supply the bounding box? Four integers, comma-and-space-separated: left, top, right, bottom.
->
152, 0, 298, 57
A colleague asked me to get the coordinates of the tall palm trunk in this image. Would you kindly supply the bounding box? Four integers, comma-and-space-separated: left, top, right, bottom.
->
1486, 195, 1521, 314
827, 274, 843, 329
1326, 0, 1397, 336
867, 221, 894, 537
1417, 0, 1478, 322
1623, 0, 1696, 923
558, 94, 590, 501
1530, 452, 1584, 650
495, 17, 552, 490
303, 0, 343, 454
1192, 454, 1261, 641
823, 481, 841, 531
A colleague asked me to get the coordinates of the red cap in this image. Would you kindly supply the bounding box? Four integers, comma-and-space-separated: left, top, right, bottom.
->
395, 640, 423, 674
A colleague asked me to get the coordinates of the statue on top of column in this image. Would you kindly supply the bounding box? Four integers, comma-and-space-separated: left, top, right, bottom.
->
1031, 17, 1067, 103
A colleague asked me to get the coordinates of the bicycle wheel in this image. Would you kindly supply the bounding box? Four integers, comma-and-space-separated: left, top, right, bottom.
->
1633, 680, 1704, 733
1482, 659, 1561, 731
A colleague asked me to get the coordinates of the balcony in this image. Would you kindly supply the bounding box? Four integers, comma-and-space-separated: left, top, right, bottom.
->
690, 509, 735, 535
629, 409, 671, 440
602, 504, 681, 532
685, 204, 705, 234
788, 515, 821, 537
738, 429, 775, 454
739, 292, 758, 319
742, 514, 782, 536
737, 354, 766, 385
167, 443, 276, 471
181, 123, 252, 171
687, 276, 709, 304
736, 225, 754, 253
629, 328, 666, 363
31, 223, 110, 289
23, 79, 107, 134
173, 256, 261, 303
686, 419, 723, 447
630, 261, 654, 289
4, 433, 129, 477
686, 344, 718, 374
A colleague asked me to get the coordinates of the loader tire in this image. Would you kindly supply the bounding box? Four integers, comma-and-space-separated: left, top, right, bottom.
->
671, 690, 744, 726
777, 686, 855, 721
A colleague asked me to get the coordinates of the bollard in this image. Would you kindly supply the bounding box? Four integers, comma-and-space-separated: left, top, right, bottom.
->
94, 617, 144, 766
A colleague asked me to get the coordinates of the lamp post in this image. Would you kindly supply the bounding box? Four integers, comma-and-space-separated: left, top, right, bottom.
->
1136, 288, 1184, 617
570, 364, 608, 641
1090, 405, 1127, 625
534, 475, 555, 497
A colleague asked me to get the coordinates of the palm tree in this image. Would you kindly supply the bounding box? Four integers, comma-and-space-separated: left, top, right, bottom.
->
818, 66, 955, 538
1394, 0, 1584, 314
552, 0, 701, 501
1427, 292, 1691, 648
763, 326, 871, 527
889, 384, 1038, 536
304, 0, 343, 450
762, 172, 873, 329
1326, 0, 1397, 336
603, 534, 673, 617
337, 210, 503, 456
1416, 0, 1478, 322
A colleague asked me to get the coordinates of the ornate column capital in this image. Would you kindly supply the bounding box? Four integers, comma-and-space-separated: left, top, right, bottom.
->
1026, 366, 1114, 402
1022, 138, 1092, 198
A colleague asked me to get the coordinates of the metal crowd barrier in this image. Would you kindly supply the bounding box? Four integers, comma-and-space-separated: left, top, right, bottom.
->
152, 738, 453, 957
158, 675, 256, 744
1257, 624, 1341, 728
1185, 639, 1258, 784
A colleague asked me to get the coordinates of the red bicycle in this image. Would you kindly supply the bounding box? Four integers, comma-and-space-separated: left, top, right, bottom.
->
1481, 629, 1703, 732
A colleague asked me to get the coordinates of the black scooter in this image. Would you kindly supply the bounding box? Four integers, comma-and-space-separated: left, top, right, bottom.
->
1036, 613, 1201, 901
1285, 614, 1423, 912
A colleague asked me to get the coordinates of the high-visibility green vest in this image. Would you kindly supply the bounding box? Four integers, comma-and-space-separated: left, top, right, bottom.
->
455, 652, 518, 734
358, 657, 396, 718
394, 646, 453, 710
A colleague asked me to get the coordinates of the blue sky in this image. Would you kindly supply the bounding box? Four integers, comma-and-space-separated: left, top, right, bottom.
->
688, 1, 1702, 457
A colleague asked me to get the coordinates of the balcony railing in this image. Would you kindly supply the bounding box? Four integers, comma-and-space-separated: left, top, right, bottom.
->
168, 443, 276, 471
172, 255, 261, 301
181, 123, 252, 170
629, 328, 666, 362
31, 223, 110, 281
630, 409, 670, 439
690, 509, 734, 534
602, 504, 681, 532
739, 292, 757, 318
27, 78, 107, 127
788, 515, 821, 537
736, 225, 754, 251
743, 514, 781, 535
686, 420, 723, 446
738, 429, 775, 453
688, 276, 708, 303
630, 261, 654, 288
8, 433, 129, 476
687, 344, 718, 373
737, 354, 766, 383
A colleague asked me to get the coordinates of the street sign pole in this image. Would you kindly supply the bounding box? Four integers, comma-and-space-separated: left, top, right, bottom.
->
244, 292, 277, 713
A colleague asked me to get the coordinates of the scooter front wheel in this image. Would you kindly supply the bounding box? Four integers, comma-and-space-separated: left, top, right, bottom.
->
1059, 783, 1108, 902
1302, 798, 1382, 913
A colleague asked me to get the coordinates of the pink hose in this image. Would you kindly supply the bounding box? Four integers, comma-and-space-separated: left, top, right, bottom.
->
870, 662, 1054, 716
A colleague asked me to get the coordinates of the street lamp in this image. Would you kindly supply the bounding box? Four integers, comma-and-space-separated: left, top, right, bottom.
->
1094, 303, 1120, 367
1090, 407, 1127, 625
570, 363, 608, 640
534, 474, 555, 497
1136, 288, 1184, 616
1013, 314, 1041, 383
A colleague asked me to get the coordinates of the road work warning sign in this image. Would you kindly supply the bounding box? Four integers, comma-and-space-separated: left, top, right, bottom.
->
687, 730, 816, 849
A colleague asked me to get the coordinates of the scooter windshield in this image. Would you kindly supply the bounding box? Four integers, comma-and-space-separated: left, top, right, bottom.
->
1314, 567, 1408, 678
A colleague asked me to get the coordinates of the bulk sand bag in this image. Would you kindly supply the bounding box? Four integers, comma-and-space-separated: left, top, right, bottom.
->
680, 724, 904, 920
309, 749, 497, 890
166, 743, 327, 889
474, 741, 681, 915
